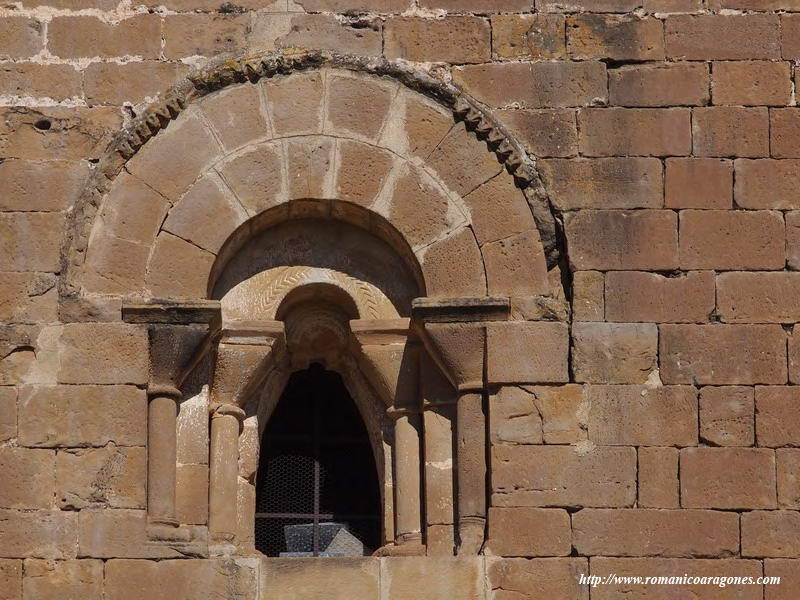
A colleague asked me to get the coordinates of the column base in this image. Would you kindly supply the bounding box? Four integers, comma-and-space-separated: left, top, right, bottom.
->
373, 540, 426, 557
456, 517, 485, 556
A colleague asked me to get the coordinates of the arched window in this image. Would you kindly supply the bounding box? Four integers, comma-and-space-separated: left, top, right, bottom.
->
254, 363, 381, 557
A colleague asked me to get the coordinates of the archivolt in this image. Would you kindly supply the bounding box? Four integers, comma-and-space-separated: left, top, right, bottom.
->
59, 49, 560, 312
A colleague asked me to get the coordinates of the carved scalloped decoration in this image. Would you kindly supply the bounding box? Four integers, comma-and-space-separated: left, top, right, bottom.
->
220, 266, 398, 321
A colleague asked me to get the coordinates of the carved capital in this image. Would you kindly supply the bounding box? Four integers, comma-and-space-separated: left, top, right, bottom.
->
351, 319, 418, 408
210, 320, 285, 407
123, 299, 221, 392
412, 297, 510, 393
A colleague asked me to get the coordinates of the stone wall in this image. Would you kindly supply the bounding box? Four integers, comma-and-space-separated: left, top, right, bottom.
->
1, 0, 800, 598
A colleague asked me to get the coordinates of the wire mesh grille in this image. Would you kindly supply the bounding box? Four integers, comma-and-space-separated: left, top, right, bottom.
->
254, 364, 381, 557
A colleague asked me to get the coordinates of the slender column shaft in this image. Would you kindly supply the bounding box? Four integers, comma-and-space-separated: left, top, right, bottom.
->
148, 390, 179, 526
209, 405, 244, 542
394, 411, 422, 543
456, 391, 486, 554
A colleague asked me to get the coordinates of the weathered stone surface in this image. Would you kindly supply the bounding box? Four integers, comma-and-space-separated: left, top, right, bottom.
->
572, 323, 657, 384
756, 386, 800, 447
219, 144, 284, 215
84, 61, 188, 106
285, 137, 335, 200
162, 14, 249, 58
496, 109, 576, 158
274, 14, 382, 57
488, 322, 569, 384
540, 158, 663, 210
0, 559, 20, 600
568, 15, 665, 61
492, 445, 636, 508
770, 109, 800, 158
735, 159, 800, 210
264, 71, 322, 137
0, 213, 64, 273
742, 511, 800, 558
176, 464, 208, 525
0, 388, 16, 442
718, 273, 800, 323
57, 324, 148, 385
0, 272, 58, 324
146, 232, 216, 299
483, 229, 549, 297
453, 62, 607, 109
0, 159, 87, 212
18, 385, 145, 448
638, 447, 679, 508
56, 446, 145, 509
490, 386, 542, 445
163, 175, 247, 254
605, 271, 713, 323
591, 557, 763, 600
78, 509, 178, 558
699, 386, 754, 446
336, 140, 395, 207
778, 449, 800, 509
384, 17, 490, 64
587, 385, 697, 446
491, 14, 566, 60
0, 18, 42, 59
609, 63, 708, 107
572, 271, 604, 321
326, 73, 394, 142
765, 558, 800, 600
384, 557, 483, 600
428, 122, 502, 198
660, 324, 787, 385
579, 108, 691, 157
692, 106, 769, 158
565, 210, 678, 271
526, 385, 586, 444
487, 507, 571, 557
22, 560, 103, 600
665, 158, 732, 209
106, 558, 259, 600
464, 174, 535, 247
713, 61, 791, 106
128, 111, 220, 202
200, 84, 268, 152
681, 447, 777, 509
386, 166, 452, 249
48, 15, 160, 58
0, 510, 77, 559
260, 558, 379, 600
419, 227, 486, 297
96, 172, 168, 246
679, 210, 784, 270
488, 558, 588, 600
0, 448, 53, 509
573, 509, 739, 557
666, 14, 780, 60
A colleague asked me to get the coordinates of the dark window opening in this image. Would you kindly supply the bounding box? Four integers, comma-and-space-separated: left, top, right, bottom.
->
254, 363, 381, 557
